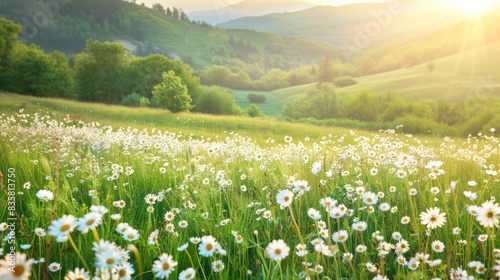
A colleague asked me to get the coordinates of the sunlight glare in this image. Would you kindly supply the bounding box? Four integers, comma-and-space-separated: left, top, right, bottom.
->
442, 0, 499, 17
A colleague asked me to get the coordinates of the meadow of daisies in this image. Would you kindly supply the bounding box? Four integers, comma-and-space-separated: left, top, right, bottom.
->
1, 110, 500, 280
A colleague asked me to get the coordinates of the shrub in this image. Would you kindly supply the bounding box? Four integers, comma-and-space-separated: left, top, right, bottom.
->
245, 104, 263, 117
195, 86, 240, 115
121, 92, 143, 106
247, 93, 266, 103
333, 76, 357, 87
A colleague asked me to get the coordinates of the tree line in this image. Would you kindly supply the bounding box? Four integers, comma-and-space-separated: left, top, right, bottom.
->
0, 18, 262, 116
281, 84, 500, 137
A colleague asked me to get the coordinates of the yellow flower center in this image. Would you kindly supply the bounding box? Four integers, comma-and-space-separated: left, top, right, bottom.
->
86, 219, 95, 226
60, 224, 70, 232
106, 258, 115, 265
274, 248, 282, 255
206, 244, 213, 251
163, 262, 170, 270
13, 264, 25, 277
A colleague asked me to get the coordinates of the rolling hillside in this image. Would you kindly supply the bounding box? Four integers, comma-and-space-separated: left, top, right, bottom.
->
219, 0, 465, 48
238, 41, 500, 115
0, 0, 342, 70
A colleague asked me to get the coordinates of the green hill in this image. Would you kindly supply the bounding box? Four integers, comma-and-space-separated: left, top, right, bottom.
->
240, 40, 500, 116
339, 41, 500, 100
0, 0, 343, 70
219, 1, 464, 48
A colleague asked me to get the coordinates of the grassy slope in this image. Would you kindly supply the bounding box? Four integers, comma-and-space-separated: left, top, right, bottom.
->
238, 41, 500, 116
340, 40, 500, 100
123, 5, 345, 69
0, 93, 361, 144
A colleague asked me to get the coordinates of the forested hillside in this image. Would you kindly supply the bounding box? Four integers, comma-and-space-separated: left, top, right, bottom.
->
0, 0, 343, 71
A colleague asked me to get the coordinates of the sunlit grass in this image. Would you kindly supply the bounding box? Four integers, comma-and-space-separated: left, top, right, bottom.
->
0, 94, 499, 279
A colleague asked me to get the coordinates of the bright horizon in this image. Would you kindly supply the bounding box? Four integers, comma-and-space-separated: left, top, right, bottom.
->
138, 0, 390, 12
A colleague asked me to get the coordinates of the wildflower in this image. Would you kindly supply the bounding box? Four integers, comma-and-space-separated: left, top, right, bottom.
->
314, 264, 323, 274
34, 228, 46, 237
452, 227, 461, 235
165, 223, 175, 233
332, 230, 348, 243
177, 243, 188, 251
431, 240, 445, 253
320, 197, 337, 210
343, 252, 353, 262
362, 191, 378, 205
311, 161, 322, 174
464, 191, 478, 200
409, 188, 418, 196
111, 214, 121, 221
407, 259, 420, 270
468, 181, 477, 187
295, 244, 308, 257
153, 253, 177, 279
199, 236, 219, 257
329, 206, 346, 219
36, 190, 54, 202
307, 208, 321, 220
0, 252, 34, 279
352, 221, 368, 231
95, 248, 123, 269
476, 200, 500, 228
164, 211, 175, 222
395, 239, 410, 255
122, 228, 140, 242
478, 234, 488, 242
64, 267, 90, 280
178, 220, 188, 228
366, 262, 378, 273
90, 205, 108, 216
190, 237, 201, 244
234, 235, 243, 244
178, 267, 195, 280
116, 262, 135, 280
355, 245, 367, 253
420, 207, 447, 229
401, 216, 410, 224
212, 260, 224, 272
48, 215, 77, 237
20, 244, 31, 250
276, 189, 294, 207
379, 203, 390, 212
392, 232, 402, 241
266, 239, 290, 261
148, 230, 159, 246
48, 262, 61, 272
76, 212, 102, 233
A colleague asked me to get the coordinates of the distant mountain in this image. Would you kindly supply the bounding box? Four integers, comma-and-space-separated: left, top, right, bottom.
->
219, 0, 465, 49
0, 0, 342, 70
188, 0, 315, 25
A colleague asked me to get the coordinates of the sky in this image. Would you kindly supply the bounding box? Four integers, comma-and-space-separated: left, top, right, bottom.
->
139, 0, 389, 12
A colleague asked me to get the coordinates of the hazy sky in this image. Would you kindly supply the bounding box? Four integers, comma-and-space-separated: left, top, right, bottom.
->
139, 0, 389, 12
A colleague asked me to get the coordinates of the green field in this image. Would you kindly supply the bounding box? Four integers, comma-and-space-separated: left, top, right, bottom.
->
1, 93, 499, 279
242, 41, 500, 116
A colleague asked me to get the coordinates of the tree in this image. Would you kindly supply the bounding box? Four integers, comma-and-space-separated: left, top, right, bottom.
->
342, 90, 378, 122
152, 70, 193, 113
0, 18, 21, 71
194, 86, 239, 115
152, 3, 165, 14
245, 104, 263, 117
317, 55, 334, 84
73, 40, 130, 102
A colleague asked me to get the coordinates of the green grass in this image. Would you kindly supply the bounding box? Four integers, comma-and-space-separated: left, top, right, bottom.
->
1, 93, 499, 279
0, 93, 356, 143
339, 41, 500, 100
243, 41, 500, 116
